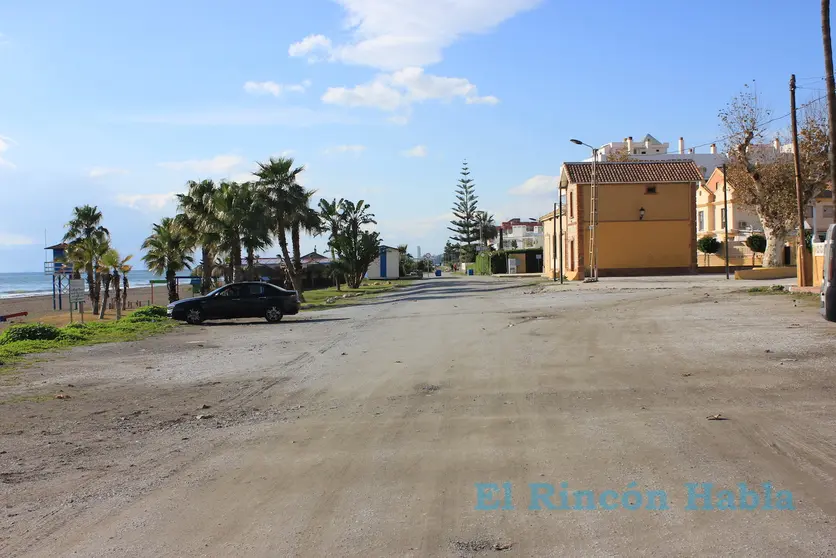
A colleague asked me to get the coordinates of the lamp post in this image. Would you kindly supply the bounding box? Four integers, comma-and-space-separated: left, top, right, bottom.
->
570, 139, 599, 282
559, 183, 566, 284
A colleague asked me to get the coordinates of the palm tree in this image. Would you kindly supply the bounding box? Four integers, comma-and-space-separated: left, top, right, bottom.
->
475, 211, 498, 247
239, 183, 272, 280
289, 187, 323, 293
212, 181, 249, 283
141, 217, 194, 303
120, 256, 133, 311
176, 180, 220, 295
63, 205, 110, 314
331, 199, 380, 288
318, 197, 345, 290
254, 156, 307, 300
97, 249, 120, 319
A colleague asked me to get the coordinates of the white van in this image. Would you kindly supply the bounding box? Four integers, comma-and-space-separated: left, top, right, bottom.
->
822, 224, 836, 322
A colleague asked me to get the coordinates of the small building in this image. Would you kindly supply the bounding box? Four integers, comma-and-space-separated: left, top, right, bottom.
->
494, 218, 544, 250
367, 246, 400, 279
548, 160, 703, 280
299, 251, 331, 267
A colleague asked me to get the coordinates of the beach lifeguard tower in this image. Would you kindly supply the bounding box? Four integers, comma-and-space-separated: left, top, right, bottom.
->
44, 242, 75, 310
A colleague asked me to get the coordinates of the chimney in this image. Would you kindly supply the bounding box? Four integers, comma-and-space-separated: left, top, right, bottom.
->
710, 144, 717, 154
679, 137, 685, 154
773, 138, 780, 152
645, 138, 651, 149
627, 136, 633, 153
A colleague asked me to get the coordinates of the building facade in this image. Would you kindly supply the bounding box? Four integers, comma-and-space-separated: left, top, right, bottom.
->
495, 218, 544, 250
546, 160, 703, 281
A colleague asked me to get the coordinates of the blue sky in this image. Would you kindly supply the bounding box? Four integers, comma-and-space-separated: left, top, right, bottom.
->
0, 0, 829, 272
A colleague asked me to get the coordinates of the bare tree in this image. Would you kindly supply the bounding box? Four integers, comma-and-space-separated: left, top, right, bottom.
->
720, 85, 829, 267
823, 0, 836, 194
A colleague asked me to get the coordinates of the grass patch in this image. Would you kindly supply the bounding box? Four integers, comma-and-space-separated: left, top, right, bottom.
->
747, 285, 790, 294
0, 308, 177, 369
302, 280, 413, 308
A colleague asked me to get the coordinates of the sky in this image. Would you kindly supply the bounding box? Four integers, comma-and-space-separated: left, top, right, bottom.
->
0, 0, 830, 272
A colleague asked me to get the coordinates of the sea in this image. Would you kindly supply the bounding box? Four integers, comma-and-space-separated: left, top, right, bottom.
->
0, 270, 163, 299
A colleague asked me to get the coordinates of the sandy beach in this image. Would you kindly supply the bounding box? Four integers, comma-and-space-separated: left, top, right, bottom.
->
0, 284, 195, 329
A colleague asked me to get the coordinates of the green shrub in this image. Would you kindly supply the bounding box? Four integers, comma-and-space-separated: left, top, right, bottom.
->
0, 323, 61, 344
124, 305, 168, 322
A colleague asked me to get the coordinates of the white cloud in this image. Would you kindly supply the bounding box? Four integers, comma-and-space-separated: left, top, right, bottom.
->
288, 0, 543, 70
288, 34, 333, 62
158, 154, 244, 175
89, 167, 128, 178
403, 145, 427, 157
244, 79, 312, 96
0, 135, 16, 169
0, 33, 9, 46
0, 232, 36, 247
509, 175, 559, 196
326, 144, 366, 154
322, 67, 498, 113
466, 95, 500, 105
115, 192, 179, 211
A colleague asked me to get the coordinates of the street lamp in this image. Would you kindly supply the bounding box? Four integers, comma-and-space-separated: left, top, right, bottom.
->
570, 138, 600, 282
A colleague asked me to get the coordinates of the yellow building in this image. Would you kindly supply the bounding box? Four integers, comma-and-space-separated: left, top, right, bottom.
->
541, 160, 703, 281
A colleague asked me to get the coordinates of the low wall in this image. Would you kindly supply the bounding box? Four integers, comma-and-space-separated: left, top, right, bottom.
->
734, 267, 797, 280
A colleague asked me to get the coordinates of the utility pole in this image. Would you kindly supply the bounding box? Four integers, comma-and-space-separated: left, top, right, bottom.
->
552, 202, 557, 281
723, 165, 730, 279
790, 74, 810, 286
558, 187, 564, 284
823, 0, 836, 200
586, 148, 599, 282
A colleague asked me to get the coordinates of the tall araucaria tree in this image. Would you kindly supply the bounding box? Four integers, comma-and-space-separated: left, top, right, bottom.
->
448, 160, 480, 259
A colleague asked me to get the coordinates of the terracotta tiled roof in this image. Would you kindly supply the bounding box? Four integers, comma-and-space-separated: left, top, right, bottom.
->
562, 160, 704, 185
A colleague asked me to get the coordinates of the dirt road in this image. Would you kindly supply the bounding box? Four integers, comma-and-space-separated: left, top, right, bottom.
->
2, 277, 835, 557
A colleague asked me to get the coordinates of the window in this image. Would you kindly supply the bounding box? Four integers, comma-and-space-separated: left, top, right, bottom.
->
738, 221, 748, 230
720, 208, 727, 228
645, 185, 657, 194
219, 285, 241, 298
569, 191, 574, 218
698, 211, 705, 231
824, 205, 834, 218
245, 284, 264, 297
805, 206, 814, 218
569, 240, 575, 271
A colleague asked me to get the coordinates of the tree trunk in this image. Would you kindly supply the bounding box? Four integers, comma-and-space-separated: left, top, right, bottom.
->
762, 224, 789, 267
231, 240, 244, 283
246, 246, 255, 281
85, 265, 97, 315
277, 227, 304, 302
113, 272, 122, 320
823, 0, 836, 196
122, 275, 129, 310
201, 246, 212, 295
94, 269, 103, 315
331, 247, 341, 291
166, 269, 179, 303
291, 223, 306, 298
99, 274, 111, 319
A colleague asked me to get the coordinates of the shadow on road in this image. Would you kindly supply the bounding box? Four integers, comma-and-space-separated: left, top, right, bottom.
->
200, 317, 350, 326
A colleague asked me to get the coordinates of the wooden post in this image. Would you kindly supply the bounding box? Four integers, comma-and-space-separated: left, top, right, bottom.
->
790, 74, 810, 286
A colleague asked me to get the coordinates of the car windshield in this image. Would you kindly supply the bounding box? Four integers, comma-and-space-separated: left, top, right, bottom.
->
206, 286, 227, 297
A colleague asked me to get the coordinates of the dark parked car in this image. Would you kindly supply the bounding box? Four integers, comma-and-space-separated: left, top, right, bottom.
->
167, 282, 299, 324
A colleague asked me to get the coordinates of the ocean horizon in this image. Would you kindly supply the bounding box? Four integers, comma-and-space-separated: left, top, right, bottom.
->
0, 270, 163, 299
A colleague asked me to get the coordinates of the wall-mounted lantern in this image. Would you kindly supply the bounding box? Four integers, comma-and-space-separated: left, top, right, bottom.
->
639, 207, 646, 221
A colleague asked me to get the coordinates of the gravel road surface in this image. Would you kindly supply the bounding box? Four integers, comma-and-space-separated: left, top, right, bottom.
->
2, 276, 835, 557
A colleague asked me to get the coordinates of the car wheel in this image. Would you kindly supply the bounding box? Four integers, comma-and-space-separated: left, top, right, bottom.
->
186, 308, 204, 325
265, 306, 283, 323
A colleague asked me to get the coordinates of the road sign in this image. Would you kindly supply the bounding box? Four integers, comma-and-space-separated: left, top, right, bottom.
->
69, 279, 85, 303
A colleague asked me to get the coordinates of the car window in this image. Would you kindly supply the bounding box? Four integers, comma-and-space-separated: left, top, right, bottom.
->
245, 284, 264, 297
218, 285, 241, 298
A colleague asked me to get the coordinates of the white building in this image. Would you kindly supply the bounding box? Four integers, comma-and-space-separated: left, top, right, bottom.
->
367, 246, 400, 279
495, 218, 544, 250
585, 134, 727, 180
